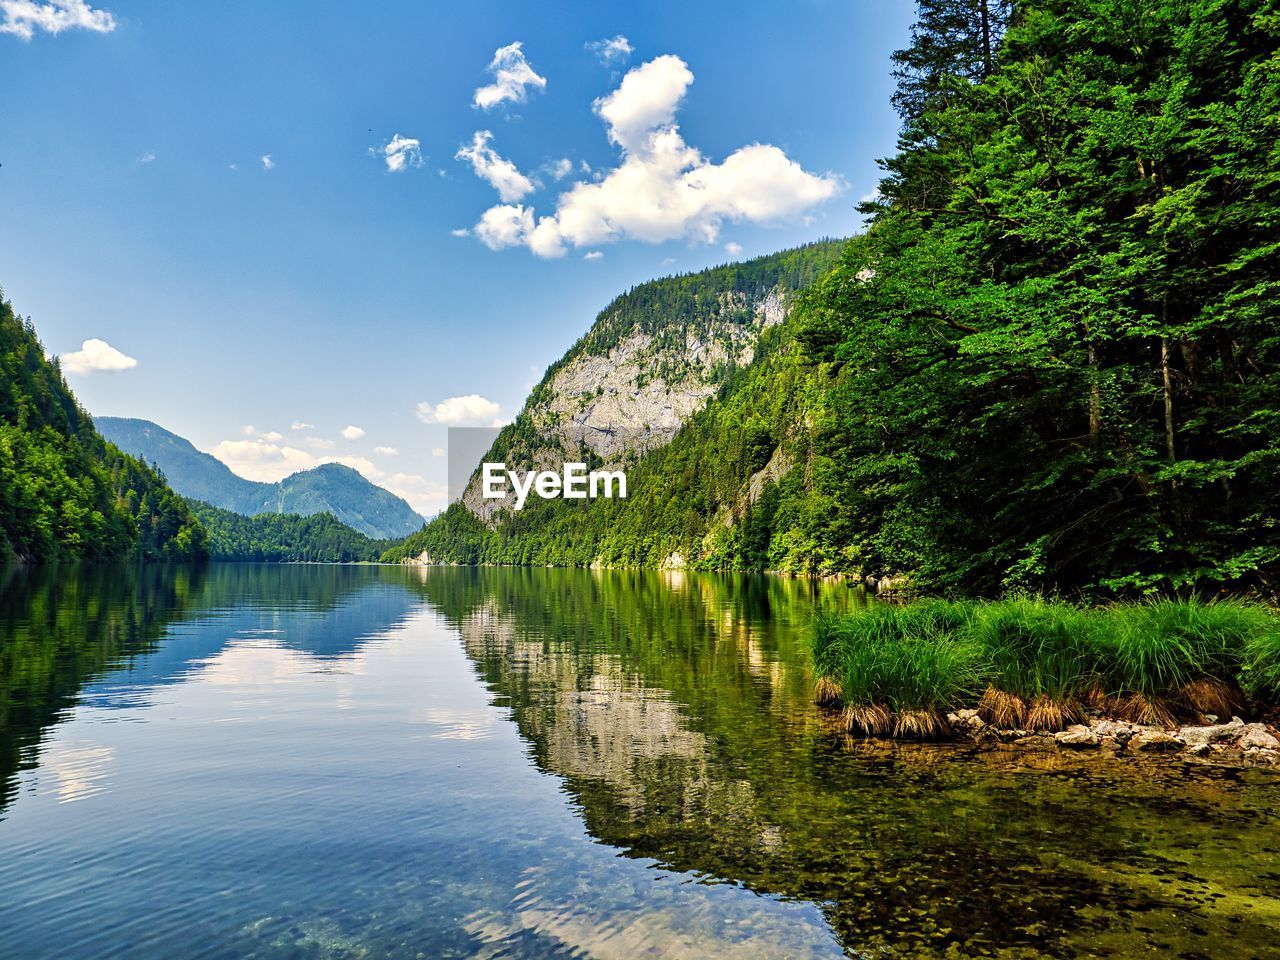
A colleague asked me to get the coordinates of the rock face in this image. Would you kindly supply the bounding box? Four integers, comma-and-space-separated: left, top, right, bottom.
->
457, 245, 843, 525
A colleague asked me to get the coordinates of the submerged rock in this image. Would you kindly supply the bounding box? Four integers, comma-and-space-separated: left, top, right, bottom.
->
1129, 730, 1184, 752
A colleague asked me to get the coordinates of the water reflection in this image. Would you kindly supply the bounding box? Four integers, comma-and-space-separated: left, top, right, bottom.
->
0, 563, 1277, 959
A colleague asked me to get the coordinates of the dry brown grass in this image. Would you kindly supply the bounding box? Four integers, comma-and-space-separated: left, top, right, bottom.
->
1180, 677, 1244, 720
1025, 694, 1083, 732
842, 703, 893, 737
977, 687, 1027, 729
892, 708, 952, 740
813, 675, 844, 708
1114, 693, 1178, 727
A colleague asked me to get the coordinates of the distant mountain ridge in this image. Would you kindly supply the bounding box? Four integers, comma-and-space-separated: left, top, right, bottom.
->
97, 417, 424, 539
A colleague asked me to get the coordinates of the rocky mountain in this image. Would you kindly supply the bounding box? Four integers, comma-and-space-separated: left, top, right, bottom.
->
385, 240, 843, 563
456, 241, 843, 523
98, 417, 424, 540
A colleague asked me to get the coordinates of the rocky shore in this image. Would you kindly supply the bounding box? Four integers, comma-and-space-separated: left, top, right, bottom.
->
946, 710, 1280, 767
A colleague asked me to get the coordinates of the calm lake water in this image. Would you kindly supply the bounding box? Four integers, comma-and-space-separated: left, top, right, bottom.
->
1, 564, 1277, 959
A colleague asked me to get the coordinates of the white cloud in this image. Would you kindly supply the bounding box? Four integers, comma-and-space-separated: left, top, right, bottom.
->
456, 130, 535, 202
473, 41, 546, 111
587, 35, 633, 65
382, 472, 447, 516
261, 154, 274, 170
0, 0, 114, 40
211, 439, 317, 483
725, 241, 743, 257
290, 421, 313, 431
549, 157, 573, 180
431, 447, 446, 457
341, 425, 366, 440
60, 338, 136, 374
375, 133, 423, 173
260, 430, 284, 443
416, 394, 503, 427
373, 445, 398, 456
473, 203, 534, 251
210, 436, 436, 512
465, 55, 840, 258
584, 251, 603, 261
137, 151, 156, 164
450, 227, 471, 238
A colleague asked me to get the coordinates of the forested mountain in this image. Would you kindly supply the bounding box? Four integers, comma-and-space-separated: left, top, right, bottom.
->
0, 296, 207, 563
389, 0, 1280, 598
98, 418, 425, 539
450, 242, 842, 522
188, 501, 392, 562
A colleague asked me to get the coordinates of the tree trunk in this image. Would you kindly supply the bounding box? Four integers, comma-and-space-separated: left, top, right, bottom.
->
1087, 340, 1102, 448
979, 0, 993, 76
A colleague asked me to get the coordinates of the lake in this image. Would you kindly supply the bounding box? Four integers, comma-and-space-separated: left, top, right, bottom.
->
1, 563, 1277, 959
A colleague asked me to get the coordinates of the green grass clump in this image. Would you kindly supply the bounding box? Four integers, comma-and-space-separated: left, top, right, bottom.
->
1243, 615, 1280, 703
1088, 599, 1271, 722
808, 596, 1280, 736
963, 597, 1092, 729
812, 602, 983, 738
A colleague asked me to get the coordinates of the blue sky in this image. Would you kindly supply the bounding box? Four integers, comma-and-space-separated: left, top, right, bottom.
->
1, 0, 914, 515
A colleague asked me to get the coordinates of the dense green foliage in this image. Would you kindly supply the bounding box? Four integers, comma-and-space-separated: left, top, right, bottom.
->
0, 295, 207, 562
98, 418, 425, 540
398, 0, 1280, 599
189, 500, 393, 562
810, 597, 1280, 735
793, 0, 1280, 595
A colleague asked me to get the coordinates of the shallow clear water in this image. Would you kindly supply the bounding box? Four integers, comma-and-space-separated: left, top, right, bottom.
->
1, 563, 1277, 959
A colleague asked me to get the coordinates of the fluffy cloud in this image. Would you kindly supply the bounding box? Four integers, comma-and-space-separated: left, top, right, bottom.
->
587, 35, 633, 65
381, 472, 447, 516
473, 203, 534, 251
725, 241, 743, 257
261, 154, 274, 171
416, 394, 503, 427
211, 439, 317, 483
584, 251, 603, 261
473, 41, 546, 111
0, 0, 114, 40
456, 130, 535, 202
373, 446, 398, 456
210, 435, 441, 513
60, 338, 136, 374
137, 151, 156, 164
376, 133, 423, 173
549, 157, 574, 180
465, 55, 840, 258
290, 421, 313, 431
341, 425, 366, 440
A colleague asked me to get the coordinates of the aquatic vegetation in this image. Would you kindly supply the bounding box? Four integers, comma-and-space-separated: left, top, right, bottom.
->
810, 597, 1280, 738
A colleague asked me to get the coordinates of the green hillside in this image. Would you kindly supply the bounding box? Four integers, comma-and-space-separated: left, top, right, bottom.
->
0, 295, 207, 563
188, 501, 393, 562
98, 418, 425, 540
389, 0, 1280, 599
